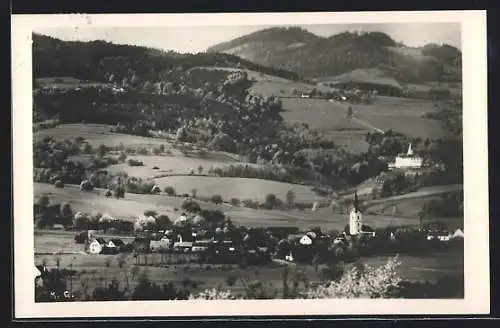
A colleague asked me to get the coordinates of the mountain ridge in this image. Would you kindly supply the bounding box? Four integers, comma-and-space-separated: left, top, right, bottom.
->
206, 27, 462, 84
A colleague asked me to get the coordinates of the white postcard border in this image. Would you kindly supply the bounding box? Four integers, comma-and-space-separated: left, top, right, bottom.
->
12, 10, 489, 318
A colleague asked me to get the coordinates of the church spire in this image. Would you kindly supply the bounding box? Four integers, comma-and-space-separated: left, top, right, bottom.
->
353, 190, 359, 212
407, 143, 413, 156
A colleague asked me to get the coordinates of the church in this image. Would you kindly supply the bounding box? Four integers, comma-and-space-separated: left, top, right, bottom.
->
347, 191, 376, 237
349, 191, 363, 235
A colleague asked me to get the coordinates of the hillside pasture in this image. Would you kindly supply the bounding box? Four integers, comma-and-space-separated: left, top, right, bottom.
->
105, 154, 241, 179
33, 180, 462, 234
34, 183, 191, 220
34, 124, 170, 148
279, 97, 370, 152
154, 176, 325, 204
35, 77, 112, 90
279, 95, 454, 148
34, 182, 328, 230
280, 97, 356, 131
189, 66, 293, 83
353, 96, 454, 139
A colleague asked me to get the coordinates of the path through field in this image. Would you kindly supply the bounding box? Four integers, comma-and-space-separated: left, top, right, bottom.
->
351, 116, 385, 134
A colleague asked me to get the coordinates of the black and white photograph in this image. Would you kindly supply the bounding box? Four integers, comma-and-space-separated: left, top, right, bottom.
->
12, 11, 489, 318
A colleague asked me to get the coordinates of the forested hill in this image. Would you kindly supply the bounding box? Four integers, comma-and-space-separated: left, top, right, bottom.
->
32, 33, 300, 83
206, 27, 462, 83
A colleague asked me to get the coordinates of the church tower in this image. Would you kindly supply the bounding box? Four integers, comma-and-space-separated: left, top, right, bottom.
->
349, 190, 363, 235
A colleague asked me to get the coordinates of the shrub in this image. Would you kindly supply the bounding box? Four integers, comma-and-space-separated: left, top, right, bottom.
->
286, 190, 296, 207
156, 215, 172, 230
144, 210, 158, 218
264, 193, 278, 208
137, 147, 149, 155
181, 200, 201, 213
92, 280, 128, 301
229, 198, 241, 206
164, 186, 176, 196
210, 194, 223, 205
125, 177, 155, 194
242, 199, 259, 209
114, 185, 126, 199
98, 144, 107, 158
73, 212, 91, 230
191, 188, 198, 198
118, 152, 127, 162
60, 202, 73, 218
128, 159, 144, 167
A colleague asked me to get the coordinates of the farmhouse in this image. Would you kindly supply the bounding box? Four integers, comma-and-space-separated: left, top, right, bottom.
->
150, 238, 171, 252
87, 237, 106, 254
173, 241, 193, 252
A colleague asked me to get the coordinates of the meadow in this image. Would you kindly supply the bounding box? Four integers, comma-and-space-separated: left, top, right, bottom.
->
34, 182, 439, 231
154, 175, 324, 204
36, 77, 111, 90
34, 124, 169, 148
104, 154, 240, 179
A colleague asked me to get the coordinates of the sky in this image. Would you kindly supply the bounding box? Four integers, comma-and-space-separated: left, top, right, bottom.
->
34, 23, 461, 54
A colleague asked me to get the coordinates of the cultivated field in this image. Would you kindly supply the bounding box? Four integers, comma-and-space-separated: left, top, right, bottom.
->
280, 96, 453, 140
154, 176, 324, 204
34, 182, 459, 231
105, 154, 240, 179
34, 124, 169, 148
35, 77, 111, 90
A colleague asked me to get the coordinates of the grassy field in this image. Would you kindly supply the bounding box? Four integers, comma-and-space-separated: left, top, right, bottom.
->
36, 77, 111, 90
34, 124, 170, 148
280, 96, 453, 140
34, 182, 459, 231
105, 154, 240, 179
34, 248, 318, 296
154, 176, 324, 204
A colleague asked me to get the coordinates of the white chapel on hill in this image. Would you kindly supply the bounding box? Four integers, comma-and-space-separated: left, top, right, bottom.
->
389, 143, 423, 170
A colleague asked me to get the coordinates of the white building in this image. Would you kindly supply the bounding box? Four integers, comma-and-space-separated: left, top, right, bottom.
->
349, 191, 363, 235
88, 239, 104, 254
389, 144, 423, 170
349, 207, 363, 235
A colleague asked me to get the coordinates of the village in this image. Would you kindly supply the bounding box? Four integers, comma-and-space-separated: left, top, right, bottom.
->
42, 180, 463, 269
29, 24, 467, 302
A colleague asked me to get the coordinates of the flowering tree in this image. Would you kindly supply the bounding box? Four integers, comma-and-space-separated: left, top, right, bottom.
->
305, 256, 402, 299
134, 215, 156, 232
188, 288, 238, 300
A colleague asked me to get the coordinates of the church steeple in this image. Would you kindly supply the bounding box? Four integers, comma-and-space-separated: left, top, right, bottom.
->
407, 143, 413, 156
349, 189, 363, 235
353, 190, 359, 212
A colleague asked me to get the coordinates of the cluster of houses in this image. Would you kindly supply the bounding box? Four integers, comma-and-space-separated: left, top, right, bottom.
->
75, 231, 132, 254
68, 189, 462, 266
